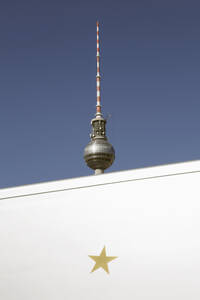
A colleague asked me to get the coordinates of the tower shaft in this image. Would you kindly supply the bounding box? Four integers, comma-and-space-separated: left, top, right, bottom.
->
84, 22, 115, 175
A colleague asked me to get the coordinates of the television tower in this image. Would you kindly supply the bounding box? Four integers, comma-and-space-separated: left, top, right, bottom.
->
84, 21, 115, 175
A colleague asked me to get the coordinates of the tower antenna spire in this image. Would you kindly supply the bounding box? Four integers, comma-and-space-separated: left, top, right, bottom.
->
84, 21, 115, 175
96, 21, 102, 117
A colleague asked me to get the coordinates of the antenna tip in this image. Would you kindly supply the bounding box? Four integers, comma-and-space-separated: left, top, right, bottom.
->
96, 20, 99, 26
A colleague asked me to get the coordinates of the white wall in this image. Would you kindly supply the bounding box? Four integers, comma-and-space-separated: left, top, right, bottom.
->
0, 161, 200, 300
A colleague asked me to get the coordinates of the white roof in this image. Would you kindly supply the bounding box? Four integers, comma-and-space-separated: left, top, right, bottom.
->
1, 160, 200, 200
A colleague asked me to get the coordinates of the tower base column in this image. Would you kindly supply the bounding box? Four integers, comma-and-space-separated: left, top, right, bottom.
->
95, 169, 104, 175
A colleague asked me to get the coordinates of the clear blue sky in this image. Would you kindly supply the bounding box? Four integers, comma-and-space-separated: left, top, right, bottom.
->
0, 0, 199, 188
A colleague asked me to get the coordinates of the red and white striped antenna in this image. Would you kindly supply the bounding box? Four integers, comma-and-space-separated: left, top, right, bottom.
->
96, 21, 102, 117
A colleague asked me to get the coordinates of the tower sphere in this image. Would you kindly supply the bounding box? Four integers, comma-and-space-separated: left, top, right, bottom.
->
84, 133, 115, 173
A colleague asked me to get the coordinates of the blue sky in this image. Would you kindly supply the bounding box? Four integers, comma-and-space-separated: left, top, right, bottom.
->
0, 0, 199, 188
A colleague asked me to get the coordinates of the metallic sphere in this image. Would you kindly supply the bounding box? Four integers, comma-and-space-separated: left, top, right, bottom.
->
84, 138, 115, 171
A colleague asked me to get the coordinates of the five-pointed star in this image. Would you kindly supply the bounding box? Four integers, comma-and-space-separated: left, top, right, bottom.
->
89, 246, 117, 274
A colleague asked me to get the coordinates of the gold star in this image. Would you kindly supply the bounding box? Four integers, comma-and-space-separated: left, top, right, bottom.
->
89, 246, 117, 274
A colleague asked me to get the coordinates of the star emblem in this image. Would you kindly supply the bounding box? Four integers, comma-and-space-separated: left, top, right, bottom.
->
89, 246, 117, 274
